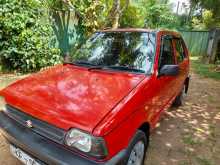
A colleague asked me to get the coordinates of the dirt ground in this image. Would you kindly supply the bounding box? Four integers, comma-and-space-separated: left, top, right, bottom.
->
0, 71, 220, 165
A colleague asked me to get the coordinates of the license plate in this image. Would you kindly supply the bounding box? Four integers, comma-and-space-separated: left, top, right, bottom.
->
10, 145, 41, 165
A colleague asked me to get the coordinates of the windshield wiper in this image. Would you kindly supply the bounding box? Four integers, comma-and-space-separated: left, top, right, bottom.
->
65, 61, 145, 73
108, 66, 145, 73
64, 60, 97, 67
88, 65, 145, 73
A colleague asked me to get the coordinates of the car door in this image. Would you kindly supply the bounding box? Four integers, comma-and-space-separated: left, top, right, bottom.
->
157, 35, 178, 110
149, 35, 178, 126
173, 38, 189, 95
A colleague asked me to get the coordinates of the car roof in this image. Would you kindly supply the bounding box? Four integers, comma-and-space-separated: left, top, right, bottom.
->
99, 28, 156, 33
98, 28, 180, 36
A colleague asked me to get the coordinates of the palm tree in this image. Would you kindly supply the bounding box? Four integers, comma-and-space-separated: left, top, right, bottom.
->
42, 0, 81, 58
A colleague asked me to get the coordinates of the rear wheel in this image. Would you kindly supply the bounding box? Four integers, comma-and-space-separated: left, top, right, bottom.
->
173, 85, 186, 107
125, 131, 148, 165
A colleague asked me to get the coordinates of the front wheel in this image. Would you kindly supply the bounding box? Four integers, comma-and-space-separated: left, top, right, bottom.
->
125, 131, 148, 165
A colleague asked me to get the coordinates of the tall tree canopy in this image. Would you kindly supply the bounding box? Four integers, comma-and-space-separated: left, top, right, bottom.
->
193, 0, 220, 20
190, 0, 220, 29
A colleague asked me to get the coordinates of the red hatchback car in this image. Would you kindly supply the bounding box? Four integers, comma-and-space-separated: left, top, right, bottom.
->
0, 29, 190, 165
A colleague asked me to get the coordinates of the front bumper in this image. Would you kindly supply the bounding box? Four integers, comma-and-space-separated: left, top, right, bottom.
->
0, 112, 127, 165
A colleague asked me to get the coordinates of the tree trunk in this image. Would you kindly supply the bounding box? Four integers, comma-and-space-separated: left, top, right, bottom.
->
108, 0, 130, 29
111, 0, 120, 29
112, 12, 120, 29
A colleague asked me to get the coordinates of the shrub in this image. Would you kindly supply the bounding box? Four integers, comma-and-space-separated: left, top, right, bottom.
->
0, 0, 62, 73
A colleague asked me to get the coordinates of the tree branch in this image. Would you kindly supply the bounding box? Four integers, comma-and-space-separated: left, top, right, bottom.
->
61, 0, 82, 18
120, 0, 130, 15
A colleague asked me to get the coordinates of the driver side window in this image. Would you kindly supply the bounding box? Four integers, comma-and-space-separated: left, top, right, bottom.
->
159, 36, 175, 69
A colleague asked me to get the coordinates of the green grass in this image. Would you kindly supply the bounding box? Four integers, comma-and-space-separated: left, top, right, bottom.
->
182, 135, 200, 146
196, 157, 213, 165
191, 57, 220, 80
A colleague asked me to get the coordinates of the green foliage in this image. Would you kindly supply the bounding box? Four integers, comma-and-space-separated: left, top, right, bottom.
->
190, 0, 220, 29
192, 17, 203, 29
72, 0, 106, 34
191, 57, 220, 80
42, 0, 107, 56
2, 0, 220, 74
192, 10, 216, 29
146, 4, 176, 28
138, 0, 179, 29
0, 0, 61, 73
196, 157, 214, 165
42, 0, 188, 58
202, 10, 215, 29
191, 0, 220, 21
44, 0, 107, 34
120, 5, 145, 28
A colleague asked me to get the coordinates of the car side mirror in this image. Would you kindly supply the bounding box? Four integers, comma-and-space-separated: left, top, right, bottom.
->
158, 65, 179, 77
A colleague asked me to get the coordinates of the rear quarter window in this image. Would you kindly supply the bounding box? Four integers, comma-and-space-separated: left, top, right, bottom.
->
174, 38, 186, 64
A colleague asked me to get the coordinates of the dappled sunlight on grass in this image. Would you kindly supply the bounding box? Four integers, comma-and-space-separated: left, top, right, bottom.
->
214, 112, 220, 120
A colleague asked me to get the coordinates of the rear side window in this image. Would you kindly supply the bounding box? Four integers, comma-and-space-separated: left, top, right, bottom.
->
159, 37, 175, 69
174, 39, 186, 63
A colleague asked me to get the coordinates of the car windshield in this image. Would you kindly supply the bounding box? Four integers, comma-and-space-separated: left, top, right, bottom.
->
71, 32, 156, 74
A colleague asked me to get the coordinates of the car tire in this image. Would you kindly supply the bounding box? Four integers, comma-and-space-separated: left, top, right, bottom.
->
173, 85, 186, 107
124, 130, 149, 165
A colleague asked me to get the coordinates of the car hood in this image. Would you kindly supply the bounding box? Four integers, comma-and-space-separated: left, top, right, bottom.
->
1, 64, 145, 133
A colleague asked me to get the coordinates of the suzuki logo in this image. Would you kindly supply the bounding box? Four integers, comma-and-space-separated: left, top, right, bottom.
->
26, 120, 33, 128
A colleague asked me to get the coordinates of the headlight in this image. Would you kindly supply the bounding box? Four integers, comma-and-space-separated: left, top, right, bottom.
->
65, 129, 92, 152
65, 129, 108, 159
0, 96, 6, 111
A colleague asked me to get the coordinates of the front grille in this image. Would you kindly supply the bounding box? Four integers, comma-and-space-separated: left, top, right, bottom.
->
4, 105, 66, 144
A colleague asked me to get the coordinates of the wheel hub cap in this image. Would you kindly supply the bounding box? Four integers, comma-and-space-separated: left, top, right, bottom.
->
127, 141, 145, 165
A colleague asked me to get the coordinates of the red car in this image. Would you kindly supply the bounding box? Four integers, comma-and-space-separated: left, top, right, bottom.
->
0, 29, 190, 165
